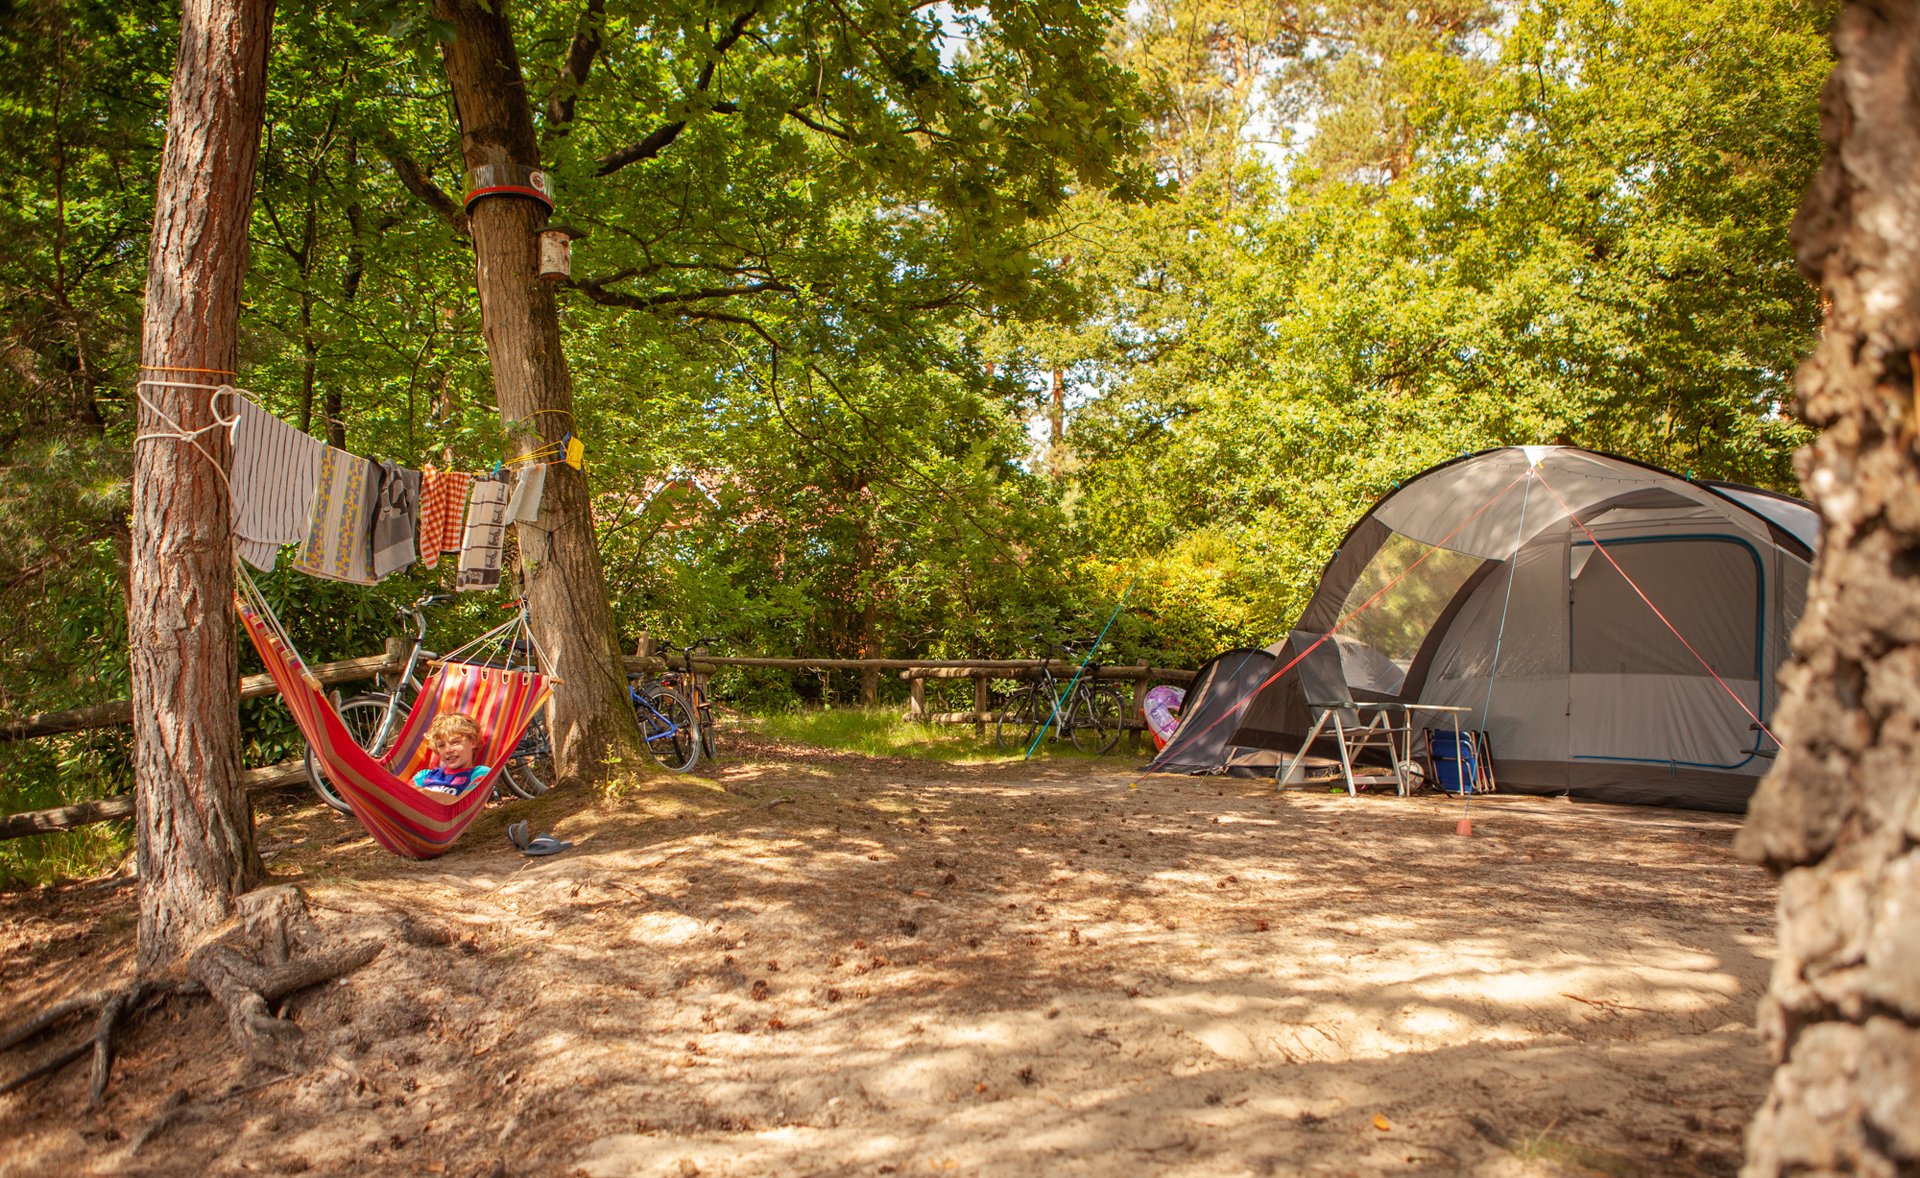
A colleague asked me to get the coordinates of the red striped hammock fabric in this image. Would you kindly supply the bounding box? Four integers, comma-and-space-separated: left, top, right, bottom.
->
236, 599, 551, 859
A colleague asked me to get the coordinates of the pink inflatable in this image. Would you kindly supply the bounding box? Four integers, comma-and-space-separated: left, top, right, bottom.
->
1143, 685, 1187, 750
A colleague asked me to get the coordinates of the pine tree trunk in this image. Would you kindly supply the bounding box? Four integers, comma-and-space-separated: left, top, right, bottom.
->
435, 0, 645, 783
1736, 4, 1920, 1172
131, 0, 274, 974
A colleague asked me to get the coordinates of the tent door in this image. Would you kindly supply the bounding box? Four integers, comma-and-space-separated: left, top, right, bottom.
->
1566, 534, 1765, 771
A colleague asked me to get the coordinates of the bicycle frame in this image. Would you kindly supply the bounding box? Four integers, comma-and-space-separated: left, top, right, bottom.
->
627, 678, 692, 738
360, 598, 437, 755
662, 640, 715, 717
1016, 637, 1107, 744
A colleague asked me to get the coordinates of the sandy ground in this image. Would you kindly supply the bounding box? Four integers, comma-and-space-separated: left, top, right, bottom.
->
0, 734, 1777, 1177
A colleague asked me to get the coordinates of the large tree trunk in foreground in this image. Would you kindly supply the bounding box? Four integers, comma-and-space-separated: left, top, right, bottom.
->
436, 0, 645, 782
1737, 4, 1920, 1172
131, 0, 274, 974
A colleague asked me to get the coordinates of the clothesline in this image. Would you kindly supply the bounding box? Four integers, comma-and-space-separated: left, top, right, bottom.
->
215, 387, 560, 591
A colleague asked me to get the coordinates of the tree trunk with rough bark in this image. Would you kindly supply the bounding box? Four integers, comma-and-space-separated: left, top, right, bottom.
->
131, 0, 274, 974
1737, 4, 1920, 1173
435, 0, 645, 783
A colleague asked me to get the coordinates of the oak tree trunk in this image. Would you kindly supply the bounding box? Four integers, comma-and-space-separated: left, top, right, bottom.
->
1737, 4, 1920, 1172
132, 0, 274, 974
435, 0, 646, 782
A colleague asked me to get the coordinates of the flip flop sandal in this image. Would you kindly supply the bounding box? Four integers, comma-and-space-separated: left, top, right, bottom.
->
506, 820, 532, 851
523, 835, 573, 857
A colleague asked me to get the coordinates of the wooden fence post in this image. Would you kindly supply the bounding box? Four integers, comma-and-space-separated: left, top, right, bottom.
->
383, 636, 408, 693
973, 673, 989, 736
1130, 664, 1150, 754
908, 673, 926, 721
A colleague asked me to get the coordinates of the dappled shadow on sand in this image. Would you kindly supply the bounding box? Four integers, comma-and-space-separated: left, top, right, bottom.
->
0, 734, 1772, 1176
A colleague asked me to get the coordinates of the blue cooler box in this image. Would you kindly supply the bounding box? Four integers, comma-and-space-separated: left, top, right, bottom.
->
1428, 730, 1479, 794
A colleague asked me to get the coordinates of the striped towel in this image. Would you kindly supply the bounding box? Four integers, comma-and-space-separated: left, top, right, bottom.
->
229, 397, 324, 570
292, 445, 379, 584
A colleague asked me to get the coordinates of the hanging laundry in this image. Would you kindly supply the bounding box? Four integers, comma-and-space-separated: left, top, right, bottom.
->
369, 460, 422, 579
456, 473, 510, 592
293, 445, 379, 585
418, 467, 473, 569
229, 395, 324, 571
504, 461, 546, 524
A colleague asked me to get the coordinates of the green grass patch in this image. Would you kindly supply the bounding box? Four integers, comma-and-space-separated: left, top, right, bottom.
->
0, 822, 130, 890
742, 703, 1129, 763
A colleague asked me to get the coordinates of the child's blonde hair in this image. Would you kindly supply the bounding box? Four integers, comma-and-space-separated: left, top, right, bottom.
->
426, 713, 482, 748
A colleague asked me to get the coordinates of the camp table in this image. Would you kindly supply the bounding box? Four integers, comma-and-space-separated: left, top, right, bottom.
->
1281, 702, 1477, 797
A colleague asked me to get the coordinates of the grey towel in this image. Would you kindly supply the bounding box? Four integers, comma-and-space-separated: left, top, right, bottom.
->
370, 460, 421, 579
229, 395, 324, 571
504, 462, 546, 524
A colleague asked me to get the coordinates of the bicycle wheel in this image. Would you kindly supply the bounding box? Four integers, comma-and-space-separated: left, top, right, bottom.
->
994, 687, 1042, 752
636, 686, 699, 773
500, 710, 553, 799
1071, 685, 1125, 755
304, 694, 396, 814
696, 699, 717, 763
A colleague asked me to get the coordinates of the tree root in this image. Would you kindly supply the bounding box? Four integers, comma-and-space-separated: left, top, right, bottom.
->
185, 885, 383, 1073
0, 980, 184, 1102
0, 885, 382, 1101
130, 1072, 298, 1155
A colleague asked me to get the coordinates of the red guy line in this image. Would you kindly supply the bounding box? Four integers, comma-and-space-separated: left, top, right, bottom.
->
1531, 468, 1779, 749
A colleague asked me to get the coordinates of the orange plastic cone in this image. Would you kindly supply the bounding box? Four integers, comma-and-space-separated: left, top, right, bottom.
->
1455, 816, 1473, 836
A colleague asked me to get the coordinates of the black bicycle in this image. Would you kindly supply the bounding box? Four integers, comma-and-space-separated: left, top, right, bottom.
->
994, 635, 1126, 755
657, 637, 721, 763
303, 594, 551, 813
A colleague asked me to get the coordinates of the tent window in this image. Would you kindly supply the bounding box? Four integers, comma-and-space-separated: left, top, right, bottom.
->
1335, 534, 1486, 694
1570, 536, 1761, 679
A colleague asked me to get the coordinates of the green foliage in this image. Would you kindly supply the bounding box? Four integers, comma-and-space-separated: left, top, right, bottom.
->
1047, 0, 1829, 643
0, 0, 1831, 883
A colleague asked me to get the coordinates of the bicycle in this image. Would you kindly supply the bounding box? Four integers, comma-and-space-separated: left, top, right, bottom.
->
994, 635, 1127, 755
656, 636, 721, 763
303, 594, 552, 813
626, 665, 699, 774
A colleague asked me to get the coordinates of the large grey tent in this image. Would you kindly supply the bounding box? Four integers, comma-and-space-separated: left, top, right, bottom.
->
1161, 446, 1816, 812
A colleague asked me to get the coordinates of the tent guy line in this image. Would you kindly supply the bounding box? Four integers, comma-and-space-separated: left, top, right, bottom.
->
1532, 465, 1779, 748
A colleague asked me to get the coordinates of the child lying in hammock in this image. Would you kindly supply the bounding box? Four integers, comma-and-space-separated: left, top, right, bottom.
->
414, 713, 492, 796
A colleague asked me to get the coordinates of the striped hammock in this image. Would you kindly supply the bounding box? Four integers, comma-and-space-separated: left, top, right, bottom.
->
235, 584, 551, 860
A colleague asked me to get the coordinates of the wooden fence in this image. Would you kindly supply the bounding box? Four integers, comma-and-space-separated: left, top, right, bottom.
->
898, 662, 1197, 750
1, 650, 1200, 837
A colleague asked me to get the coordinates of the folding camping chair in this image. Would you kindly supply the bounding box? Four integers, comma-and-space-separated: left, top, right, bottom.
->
1276, 644, 1408, 796
1422, 723, 1497, 795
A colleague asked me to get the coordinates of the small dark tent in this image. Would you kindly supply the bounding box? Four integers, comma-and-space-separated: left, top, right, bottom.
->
1144, 648, 1279, 775
1164, 447, 1817, 812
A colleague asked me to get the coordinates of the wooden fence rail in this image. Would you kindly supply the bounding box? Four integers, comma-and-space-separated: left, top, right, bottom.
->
1, 648, 407, 744
2, 651, 1202, 835
898, 662, 1198, 751
0, 760, 309, 842
7, 653, 1196, 743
